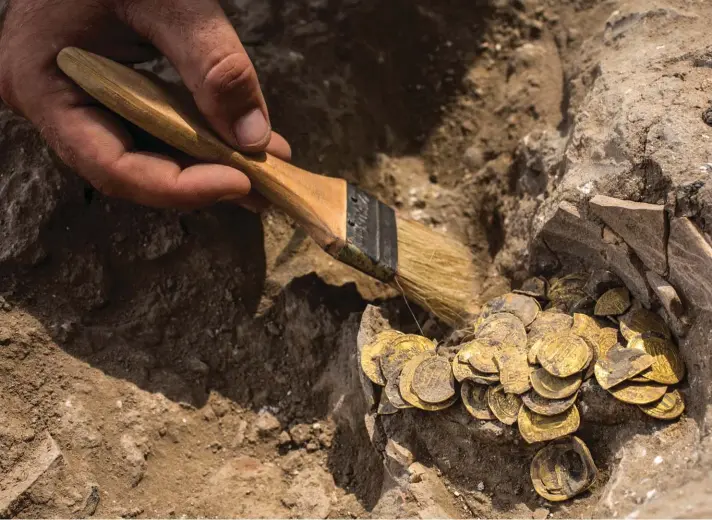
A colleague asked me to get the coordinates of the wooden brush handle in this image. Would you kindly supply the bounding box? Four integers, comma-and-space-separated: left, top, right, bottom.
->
57, 47, 347, 252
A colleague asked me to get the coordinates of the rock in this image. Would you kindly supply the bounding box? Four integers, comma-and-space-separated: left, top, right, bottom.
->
80, 484, 100, 517
277, 431, 292, 446
589, 195, 668, 275
463, 146, 485, 170
601, 237, 652, 308
282, 467, 334, 518
385, 438, 415, 470
578, 380, 638, 425
289, 424, 312, 445
406, 462, 461, 519
254, 411, 281, 436
539, 202, 606, 264
185, 356, 209, 375
668, 217, 712, 312
645, 271, 689, 336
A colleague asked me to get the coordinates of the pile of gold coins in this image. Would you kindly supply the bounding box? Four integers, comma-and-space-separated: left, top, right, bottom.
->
360, 272, 687, 502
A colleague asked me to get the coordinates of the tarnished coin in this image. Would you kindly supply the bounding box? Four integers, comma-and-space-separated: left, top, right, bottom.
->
381, 334, 436, 380
527, 311, 574, 365
596, 327, 620, 361
495, 346, 531, 395
385, 375, 413, 409
514, 277, 548, 300
487, 384, 522, 425
531, 436, 597, 502
594, 287, 631, 316
619, 308, 671, 341
411, 356, 456, 404
548, 273, 588, 300
377, 390, 398, 415
522, 391, 578, 417
475, 312, 527, 350
360, 330, 403, 386
518, 405, 580, 444
530, 367, 582, 399
460, 340, 499, 374
528, 341, 542, 365
400, 353, 457, 411
629, 334, 685, 385
639, 389, 685, 420
461, 380, 495, 420
478, 293, 541, 327
608, 381, 668, 404
538, 332, 591, 378
593, 343, 654, 389
572, 314, 602, 379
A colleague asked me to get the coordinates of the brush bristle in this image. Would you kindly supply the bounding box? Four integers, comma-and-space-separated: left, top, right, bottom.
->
394, 218, 481, 326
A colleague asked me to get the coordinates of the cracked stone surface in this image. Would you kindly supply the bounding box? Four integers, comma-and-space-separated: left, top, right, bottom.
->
668, 217, 712, 313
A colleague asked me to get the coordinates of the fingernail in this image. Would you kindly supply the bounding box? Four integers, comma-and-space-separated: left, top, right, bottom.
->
233, 108, 269, 148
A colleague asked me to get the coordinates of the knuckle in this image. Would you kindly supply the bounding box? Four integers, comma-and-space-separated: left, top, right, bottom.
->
202, 52, 258, 99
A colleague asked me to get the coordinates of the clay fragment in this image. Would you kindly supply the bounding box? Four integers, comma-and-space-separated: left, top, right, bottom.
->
667, 217, 712, 312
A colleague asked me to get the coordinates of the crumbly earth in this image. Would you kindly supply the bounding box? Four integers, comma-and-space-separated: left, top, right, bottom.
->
2, 0, 712, 518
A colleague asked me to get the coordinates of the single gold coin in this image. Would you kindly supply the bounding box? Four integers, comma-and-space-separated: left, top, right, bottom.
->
619, 308, 671, 341
478, 293, 541, 327
594, 343, 654, 389
380, 334, 436, 381
594, 287, 631, 316
547, 273, 588, 301
360, 330, 403, 386
538, 332, 591, 378
629, 334, 685, 385
377, 390, 398, 415
530, 367, 582, 399
596, 326, 620, 361
385, 375, 413, 409
522, 391, 578, 416
460, 340, 499, 374
571, 314, 601, 379
400, 353, 457, 411
495, 346, 532, 395
518, 405, 580, 444
608, 381, 668, 404
514, 277, 548, 300
475, 312, 527, 350
461, 380, 496, 420
639, 389, 685, 420
452, 351, 479, 382
411, 356, 456, 404
531, 436, 597, 501
487, 384, 522, 425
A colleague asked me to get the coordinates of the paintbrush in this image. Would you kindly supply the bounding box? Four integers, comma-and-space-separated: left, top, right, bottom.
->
56, 47, 480, 326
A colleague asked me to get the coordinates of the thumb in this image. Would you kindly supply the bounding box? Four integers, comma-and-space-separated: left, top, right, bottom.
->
119, 0, 271, 152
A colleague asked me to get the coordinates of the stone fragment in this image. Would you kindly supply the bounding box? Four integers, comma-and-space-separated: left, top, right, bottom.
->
540, 202, 606, 264
668, 217, 712, 312
590, 195, 667, 275
601, 235, 651, 308
254, 411, 281, 436
645, 271, 684, 318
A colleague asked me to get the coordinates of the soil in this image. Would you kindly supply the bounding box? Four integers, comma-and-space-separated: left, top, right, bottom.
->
2, 0, 711, 518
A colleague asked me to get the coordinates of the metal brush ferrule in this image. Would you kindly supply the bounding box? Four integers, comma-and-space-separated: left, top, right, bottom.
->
335, 184, 398, 282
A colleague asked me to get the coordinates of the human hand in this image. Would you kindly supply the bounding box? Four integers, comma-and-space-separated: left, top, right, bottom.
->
0, 0, 290, 209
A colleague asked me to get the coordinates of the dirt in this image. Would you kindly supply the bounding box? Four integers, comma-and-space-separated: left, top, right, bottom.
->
2, 0, 712, 518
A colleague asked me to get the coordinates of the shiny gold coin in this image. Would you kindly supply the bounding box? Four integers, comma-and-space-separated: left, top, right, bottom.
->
619, 308, 671, 341
487, 384, 522, 425
385, 375, 413, 409
380, 334, 436, 381
538, 332, 591, 378
495, 346, 531, 395
475, 312, 527, 350
594, 344, 654, 389
522, 391, 578, 416
400, 353, 457, 411
461, 380, 495, 420
639, 389, 685, 420
360, 330, 403, 386
527, 312, 574, 365
629, 334, 685, 385
528, 341, 542, 365
452, 352, 479, 382
530, 367, 582, 399
571, 314, 601, 379
478, 293, 541, 327
608, 381, 668, 404
518, 405, 580, 444
460, 340, 499, 374
377, 390, 398, 415
594, 287, 631, 316
514, 277, 548, 300
411, 356, 456, 404
531, 436, 597, 502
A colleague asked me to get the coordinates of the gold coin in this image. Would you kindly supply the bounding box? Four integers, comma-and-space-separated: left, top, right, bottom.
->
495, 346, 531, 395
400, 353, 457, 411
380, 334, 436, 381
619, 308, 671, 341
360, 330, 403, 386
596, 327, 620, 360
385, 375, 413, 409
461, 380, 495, 420
629, 334, 685, 385
531, 436, 597, 501
478, 293, 541, 327
460, 340, 499, 374
530, 367, 582, 399
475, 312, 527, 350
452, 353, 478, 382
547, 273, 588, 300
608, 381, 668, 404
538, 332, 591, 378
594, 287, 631, 316
377, 390, 398, 415
522, 391, 578, 416
411, 356, 456, 404
518, 405, 580, 444
639, 389, 685, 420
514, 277, 548, 300
487, 384, 522, 425
527, 312, 574, 365
593, 343, 654, 389
571, 314, 601, 379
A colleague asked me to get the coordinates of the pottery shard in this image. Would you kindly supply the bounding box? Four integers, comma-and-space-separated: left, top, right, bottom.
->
589, 195, 667, 275
668, 217, 712, 312
602, 237, 651, 308
645, 271, 684, 318
540, 202, 606, 265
